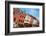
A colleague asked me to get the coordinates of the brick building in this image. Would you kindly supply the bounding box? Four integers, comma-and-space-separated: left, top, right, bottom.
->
13, 8, 39, 27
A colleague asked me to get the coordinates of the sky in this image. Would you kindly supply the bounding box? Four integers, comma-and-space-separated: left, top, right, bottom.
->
20, 8, 39, 19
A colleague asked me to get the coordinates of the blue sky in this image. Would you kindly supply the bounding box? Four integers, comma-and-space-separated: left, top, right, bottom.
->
20, 8, 39, 19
